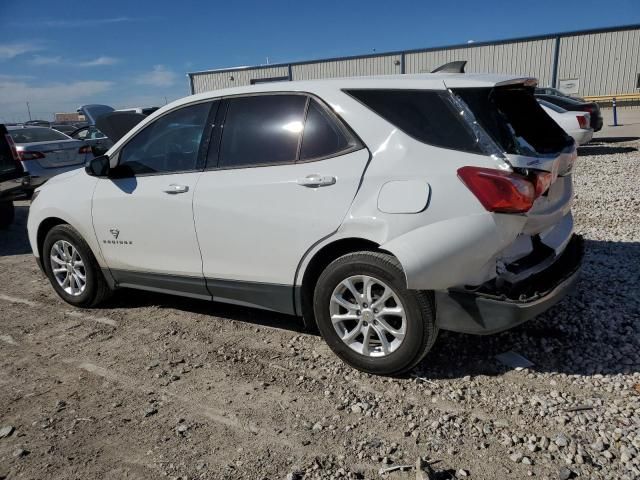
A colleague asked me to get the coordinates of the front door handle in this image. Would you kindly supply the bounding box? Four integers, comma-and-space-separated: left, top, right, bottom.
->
297, 174, 336, 188
163, 184, 189, 194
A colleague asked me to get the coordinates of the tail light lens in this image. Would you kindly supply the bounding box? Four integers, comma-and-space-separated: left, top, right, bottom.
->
457, 166, 535, 213
18, 151, 45, 161
533, 171, 553, 197
78, 145, 92, 154
576, 115, 588, 129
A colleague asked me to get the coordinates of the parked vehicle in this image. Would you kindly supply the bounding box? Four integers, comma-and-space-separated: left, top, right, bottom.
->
538, 99, 593, 145
27, 74, 583, 375
535, 94, 603, 132
0, 124, 27, 228
71, 105, 148, 156
7, 126, 91, 194
52, 124, 79, 135
535, 87, 584, 102
70, 125, 113, 157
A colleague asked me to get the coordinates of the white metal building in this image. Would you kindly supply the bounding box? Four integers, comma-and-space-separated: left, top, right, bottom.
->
188, 24, 640, 98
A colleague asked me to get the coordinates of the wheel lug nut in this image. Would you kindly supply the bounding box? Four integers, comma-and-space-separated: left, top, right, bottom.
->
363, 303, 368, 308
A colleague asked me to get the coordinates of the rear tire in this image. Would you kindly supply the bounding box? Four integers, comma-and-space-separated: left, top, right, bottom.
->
42, 224, 112, 307
313, 251, 437, 376
0, 201, 15, 229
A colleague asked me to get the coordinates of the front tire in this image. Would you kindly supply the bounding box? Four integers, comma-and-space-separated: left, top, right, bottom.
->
42, 224, 111, 307
313, 251, 437, 376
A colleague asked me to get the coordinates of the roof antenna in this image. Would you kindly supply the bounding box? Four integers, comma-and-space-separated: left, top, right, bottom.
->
431, 60, 467, 73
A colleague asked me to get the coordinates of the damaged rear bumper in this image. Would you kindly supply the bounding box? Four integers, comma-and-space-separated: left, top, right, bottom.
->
435, 234, 584, 335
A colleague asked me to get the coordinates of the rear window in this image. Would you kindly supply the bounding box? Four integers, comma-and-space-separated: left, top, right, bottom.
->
454, 86, 572, 155
9, 127, 70, 144
347, 89, 482, 154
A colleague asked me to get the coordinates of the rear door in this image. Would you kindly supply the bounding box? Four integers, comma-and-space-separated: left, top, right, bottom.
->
193, 93, 368, 312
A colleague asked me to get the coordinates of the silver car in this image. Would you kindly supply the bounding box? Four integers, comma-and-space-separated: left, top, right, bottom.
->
7, 126, 91, 193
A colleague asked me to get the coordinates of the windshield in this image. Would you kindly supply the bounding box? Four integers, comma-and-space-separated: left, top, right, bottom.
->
8, 127, 71, 144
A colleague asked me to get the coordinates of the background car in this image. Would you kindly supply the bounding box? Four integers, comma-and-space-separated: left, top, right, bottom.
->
535, 86, 584, 102
70, 125, 113, 157
51, 124, 80, 135
538, 99, 593, 145
0, 124, 27, 228
535, 93, 603, 131
7, 125, 91, 195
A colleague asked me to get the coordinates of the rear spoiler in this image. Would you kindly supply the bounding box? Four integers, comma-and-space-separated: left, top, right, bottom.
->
431, 61, 467, 73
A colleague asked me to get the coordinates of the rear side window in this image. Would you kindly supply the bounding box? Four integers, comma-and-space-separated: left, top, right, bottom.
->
300, 100, 352, 160
119, 102, 211, 175
347, 89, 481, 153
219, 95, 307, 168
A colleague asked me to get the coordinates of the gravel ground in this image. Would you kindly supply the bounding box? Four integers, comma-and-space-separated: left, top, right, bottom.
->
0, 138, 639, 480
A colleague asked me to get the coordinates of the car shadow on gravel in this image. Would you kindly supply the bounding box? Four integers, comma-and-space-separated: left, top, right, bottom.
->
414, 238, 640, 380
578, 145, 638, 156
101, 288, 309, 334
0, 205, 31, 256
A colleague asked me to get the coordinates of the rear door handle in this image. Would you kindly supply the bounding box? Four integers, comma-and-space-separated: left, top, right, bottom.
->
297, 174, 336, 187
163, 184, 189, 194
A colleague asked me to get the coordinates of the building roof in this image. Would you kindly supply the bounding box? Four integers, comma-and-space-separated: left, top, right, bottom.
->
187, 23, 640, 77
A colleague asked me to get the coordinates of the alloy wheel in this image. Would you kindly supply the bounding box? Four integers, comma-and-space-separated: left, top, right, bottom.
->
329, 275, 407, 357
50, 240, 87, 296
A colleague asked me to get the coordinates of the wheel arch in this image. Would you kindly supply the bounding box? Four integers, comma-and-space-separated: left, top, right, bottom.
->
298, 237, 394, 331
36, 217, 69, 268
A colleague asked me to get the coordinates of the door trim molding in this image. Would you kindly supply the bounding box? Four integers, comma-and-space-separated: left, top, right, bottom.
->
107, 269, 295, 315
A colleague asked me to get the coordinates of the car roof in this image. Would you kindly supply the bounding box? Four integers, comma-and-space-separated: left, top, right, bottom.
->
181, 73, 536, 107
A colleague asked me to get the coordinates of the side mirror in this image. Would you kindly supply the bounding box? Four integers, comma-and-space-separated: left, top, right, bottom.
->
85, 155, 110, 177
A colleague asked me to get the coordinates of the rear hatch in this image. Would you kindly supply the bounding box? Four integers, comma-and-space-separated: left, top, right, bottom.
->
450, 82, 576, 237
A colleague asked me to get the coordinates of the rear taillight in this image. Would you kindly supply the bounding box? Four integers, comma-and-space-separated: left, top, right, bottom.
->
18, 151, 45, 161
457, 166, 535, 213
576, 115, 588, 129
78, 145, 92, 154
533, 171, 553, 197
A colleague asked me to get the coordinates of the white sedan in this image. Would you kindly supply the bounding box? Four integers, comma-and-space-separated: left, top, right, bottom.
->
539, 99, 593, 145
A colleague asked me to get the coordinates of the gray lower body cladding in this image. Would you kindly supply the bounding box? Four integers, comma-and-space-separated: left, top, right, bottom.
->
436, 235, 584, 335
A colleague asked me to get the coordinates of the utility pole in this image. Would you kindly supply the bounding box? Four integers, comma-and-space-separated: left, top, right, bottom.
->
26, 102, 32, 121
164, 96, 168, 105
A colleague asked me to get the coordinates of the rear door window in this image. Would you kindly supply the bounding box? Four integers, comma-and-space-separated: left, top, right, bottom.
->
347, 89, 481, 153
219, 95, 307, 168
300, 99, 353, 161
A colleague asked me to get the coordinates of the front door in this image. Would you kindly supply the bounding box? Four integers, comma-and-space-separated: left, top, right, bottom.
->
193, 94, 369, 312
92, 101, 215, 298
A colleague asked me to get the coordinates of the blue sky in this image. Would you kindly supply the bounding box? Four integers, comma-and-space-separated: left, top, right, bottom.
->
0, 0, 638, 122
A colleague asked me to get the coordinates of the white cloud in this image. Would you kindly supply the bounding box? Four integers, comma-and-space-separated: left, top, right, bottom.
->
24, 17, 134, 28
28, 54, 119, 67
0, 42, 41, 60
135, 65, 177, 87
30, 54, 63, 65
77, 56, 119, 67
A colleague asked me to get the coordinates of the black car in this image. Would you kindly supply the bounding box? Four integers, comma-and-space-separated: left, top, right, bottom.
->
535, 87, 584, 102
536, 94, 603, 132
0, 124, 27, 228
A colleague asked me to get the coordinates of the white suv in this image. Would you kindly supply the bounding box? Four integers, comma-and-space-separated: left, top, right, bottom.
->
27, 74, 583, 375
